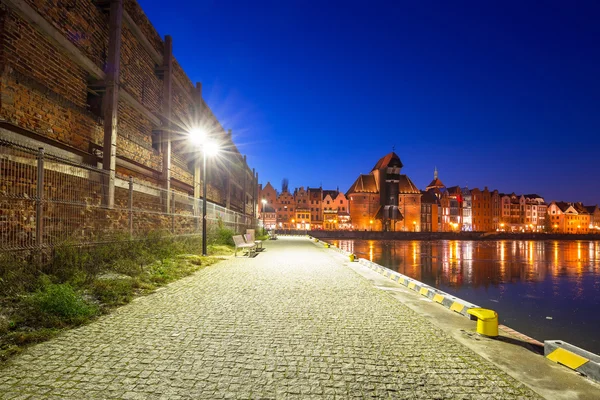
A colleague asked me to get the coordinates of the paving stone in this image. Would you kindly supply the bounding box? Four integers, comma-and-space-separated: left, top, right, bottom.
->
0, 237, 541, 399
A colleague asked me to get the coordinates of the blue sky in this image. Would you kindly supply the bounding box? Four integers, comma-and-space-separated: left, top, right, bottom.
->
139, 0, 600, 204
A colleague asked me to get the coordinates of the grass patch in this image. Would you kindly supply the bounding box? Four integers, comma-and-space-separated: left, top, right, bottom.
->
92, 278, 135, 307
0, 230, 239, 365
27, 280, 99, 327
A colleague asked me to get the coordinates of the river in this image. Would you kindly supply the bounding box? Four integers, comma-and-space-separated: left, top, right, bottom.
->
331, 239, 600, 355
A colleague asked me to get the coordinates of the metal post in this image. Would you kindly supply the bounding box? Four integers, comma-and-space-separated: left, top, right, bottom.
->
171, 190, 176, 234
128, 176, 133, 238
202, 149, 207, 256
101, 0, 123, 209
35, 148, 44, 249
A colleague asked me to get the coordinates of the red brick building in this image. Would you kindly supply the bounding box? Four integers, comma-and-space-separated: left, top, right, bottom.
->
0, 0, 258, 243
347, 152, 420, 232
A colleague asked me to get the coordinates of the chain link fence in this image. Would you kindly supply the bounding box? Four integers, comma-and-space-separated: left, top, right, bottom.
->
0, 138, 257, 252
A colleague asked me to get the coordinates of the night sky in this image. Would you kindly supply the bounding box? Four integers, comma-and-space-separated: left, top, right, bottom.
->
139, 0, 600, 205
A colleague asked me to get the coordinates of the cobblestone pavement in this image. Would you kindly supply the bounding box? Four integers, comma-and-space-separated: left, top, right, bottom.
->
0, 237, 541, 399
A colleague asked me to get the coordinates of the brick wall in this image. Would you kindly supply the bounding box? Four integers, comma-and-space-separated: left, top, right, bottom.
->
0, 0, 257, 222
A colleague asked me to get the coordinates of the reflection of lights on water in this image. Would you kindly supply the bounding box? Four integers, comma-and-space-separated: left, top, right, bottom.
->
368, 240, 374, 261
412, 241, 418, 264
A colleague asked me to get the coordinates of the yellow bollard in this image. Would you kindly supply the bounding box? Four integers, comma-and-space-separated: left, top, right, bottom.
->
349, 254, 355, 262
467, 308, 498, 337
324, 243, 330, 248
314, 238, 319, 242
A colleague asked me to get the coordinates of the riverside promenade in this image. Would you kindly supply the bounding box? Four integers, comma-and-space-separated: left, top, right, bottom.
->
0, 237, 546, 399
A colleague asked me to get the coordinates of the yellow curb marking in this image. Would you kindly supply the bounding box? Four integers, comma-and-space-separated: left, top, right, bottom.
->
419, 287, 429, 297
450, 302, 465, 313
547, 348, 589, 370
408, 282, 416, 290
433, 294, 445, 303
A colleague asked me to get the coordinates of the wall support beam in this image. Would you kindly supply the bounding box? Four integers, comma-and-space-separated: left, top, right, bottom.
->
101, 0, 123, 208
161, 35, 173, 212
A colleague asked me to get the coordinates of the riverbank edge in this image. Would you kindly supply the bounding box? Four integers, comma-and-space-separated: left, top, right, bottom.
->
308, 235, 600, 386
307, 230, 600, 241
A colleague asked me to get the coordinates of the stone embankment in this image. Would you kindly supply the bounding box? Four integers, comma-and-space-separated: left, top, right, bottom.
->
307, 230, 600, 241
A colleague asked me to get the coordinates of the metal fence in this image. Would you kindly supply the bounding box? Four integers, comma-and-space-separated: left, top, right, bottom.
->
0, 138, 257, 252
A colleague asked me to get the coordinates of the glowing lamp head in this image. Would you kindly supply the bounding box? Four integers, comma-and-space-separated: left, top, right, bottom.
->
204, 140, 220, 156
189, 128, 207, 146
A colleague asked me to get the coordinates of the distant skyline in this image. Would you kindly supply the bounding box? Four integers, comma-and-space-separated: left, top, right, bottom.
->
139, 0, 600, 205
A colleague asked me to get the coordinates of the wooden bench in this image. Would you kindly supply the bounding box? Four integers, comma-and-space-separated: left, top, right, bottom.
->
233, 235, 256, 257
246, 229, 263, 250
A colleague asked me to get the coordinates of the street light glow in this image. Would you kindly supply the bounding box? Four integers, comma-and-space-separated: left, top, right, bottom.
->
189, 127, 207, 146
204, 140, 220, 156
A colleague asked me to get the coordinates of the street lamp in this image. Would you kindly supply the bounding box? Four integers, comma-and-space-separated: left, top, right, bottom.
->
189, 127, 219, 256
370, 219, 373, 231
413, 221, 416, 232
261, 199, 267, 236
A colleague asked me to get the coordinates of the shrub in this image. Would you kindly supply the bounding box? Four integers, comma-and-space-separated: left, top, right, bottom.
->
0, 253, 39, 297
27, 280, 98, 326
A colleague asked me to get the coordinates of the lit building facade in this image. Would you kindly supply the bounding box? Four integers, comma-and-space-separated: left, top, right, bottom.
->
308, 187, 323, 229
547, 202, 590, 234
276, 190, 295, 229
347, 152, 421, 232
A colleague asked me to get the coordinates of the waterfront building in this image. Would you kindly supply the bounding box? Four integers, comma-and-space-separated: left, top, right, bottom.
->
471, 187, 493, 232
523, 194, 547, 231
322, 191, 351, 230
276, 190, 295, 229
259, 182, 277, 210
308, 187, 324, 230
461, 187, 472, 231
440, 186, 463, 231
426, 167, 446, 191
398, 175, 422, 231
346, 176, 380, 231
491, 190, 501, 231
420, 190, 439, 232
586, 205, 600, 231
547, 201, 590, 233
261, 205, 277, 230
294, 187, 311, 230
347, 152, 421, 231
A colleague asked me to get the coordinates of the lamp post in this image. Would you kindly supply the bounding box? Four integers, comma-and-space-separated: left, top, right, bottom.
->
261, 199, 267, 236
189, 128, 219, 256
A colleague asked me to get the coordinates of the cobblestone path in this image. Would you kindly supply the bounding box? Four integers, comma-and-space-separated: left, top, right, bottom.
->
0, 237, 540, 399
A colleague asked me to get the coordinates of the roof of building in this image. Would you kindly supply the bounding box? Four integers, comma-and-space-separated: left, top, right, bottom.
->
371, 152, 403, 171
573, 202, 589, 214
346, 174, 378, 194
585, 205, 599, 213
426, 178, 445, 189
398, 175, 421, 194
523, 194, 543, 199
323, 189, 339, 199
446, 186, 462, 195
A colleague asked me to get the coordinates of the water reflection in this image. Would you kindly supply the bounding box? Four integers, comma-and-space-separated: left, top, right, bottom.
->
333, 239, 600, 354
